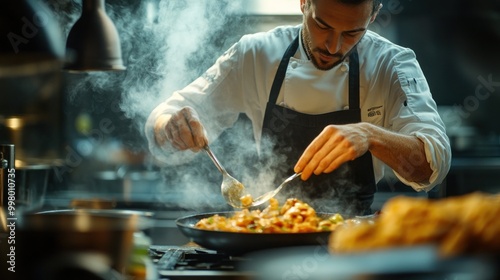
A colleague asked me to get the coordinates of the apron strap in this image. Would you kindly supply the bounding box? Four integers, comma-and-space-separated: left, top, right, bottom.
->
348, 48, 360, 110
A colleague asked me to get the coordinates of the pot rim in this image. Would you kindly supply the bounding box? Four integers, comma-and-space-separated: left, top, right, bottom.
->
20, 209, 154, 231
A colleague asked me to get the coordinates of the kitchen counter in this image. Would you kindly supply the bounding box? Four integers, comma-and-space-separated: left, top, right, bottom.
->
147, 211, 193, 246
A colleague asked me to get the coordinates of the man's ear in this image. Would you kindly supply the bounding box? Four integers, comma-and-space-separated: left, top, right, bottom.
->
300, 0, 307, 14
370, 3, 383, 23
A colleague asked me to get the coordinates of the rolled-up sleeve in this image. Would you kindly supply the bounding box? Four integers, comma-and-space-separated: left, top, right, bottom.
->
386, 50, 451, 192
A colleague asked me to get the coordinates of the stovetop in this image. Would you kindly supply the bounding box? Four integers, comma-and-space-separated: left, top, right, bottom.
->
149, 245, 254, 280
148, 244, 499, 280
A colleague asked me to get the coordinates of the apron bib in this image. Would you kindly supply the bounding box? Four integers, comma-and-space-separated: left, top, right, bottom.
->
261, 34, 376, 215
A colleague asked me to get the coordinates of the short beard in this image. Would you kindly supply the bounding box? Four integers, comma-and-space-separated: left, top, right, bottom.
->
302, 29, 347, 71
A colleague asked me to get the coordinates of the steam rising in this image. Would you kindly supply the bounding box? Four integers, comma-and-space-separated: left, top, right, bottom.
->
48, 0, 359, 213
51, 0, 276, 211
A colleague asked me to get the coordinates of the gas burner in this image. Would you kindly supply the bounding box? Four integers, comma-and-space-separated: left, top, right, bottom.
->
150, 245, 254, 279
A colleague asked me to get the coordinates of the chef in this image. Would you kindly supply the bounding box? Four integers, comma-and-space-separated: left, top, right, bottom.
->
145, 0, 451, 215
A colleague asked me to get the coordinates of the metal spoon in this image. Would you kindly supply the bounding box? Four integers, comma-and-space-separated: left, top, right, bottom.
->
203, 145, 248, 208
249, 172, 302, 207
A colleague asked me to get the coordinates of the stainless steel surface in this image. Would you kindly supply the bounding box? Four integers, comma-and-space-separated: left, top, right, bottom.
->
250, 172, 302, 207
15, 163, 53, 213
0, 144, 14, 212
203, 145, 249, 208
18, 209, 153, 278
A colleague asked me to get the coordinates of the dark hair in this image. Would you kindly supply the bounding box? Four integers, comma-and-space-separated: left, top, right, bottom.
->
308, 0, 382, 15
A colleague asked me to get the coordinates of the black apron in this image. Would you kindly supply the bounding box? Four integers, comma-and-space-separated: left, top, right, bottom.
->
261, 35, 376, 215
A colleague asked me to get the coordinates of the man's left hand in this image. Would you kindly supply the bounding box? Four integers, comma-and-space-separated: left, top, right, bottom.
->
294, 123, 370, 180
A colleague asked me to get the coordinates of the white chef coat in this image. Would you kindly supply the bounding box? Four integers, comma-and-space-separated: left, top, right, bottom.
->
145, 25, 451, 192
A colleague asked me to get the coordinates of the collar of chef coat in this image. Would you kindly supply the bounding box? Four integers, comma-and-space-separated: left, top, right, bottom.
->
277, 30, 352, 115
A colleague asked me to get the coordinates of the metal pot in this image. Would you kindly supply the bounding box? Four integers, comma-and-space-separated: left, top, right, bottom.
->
15, 162, 53, 212
18, 209, 153, 279
1, 144, 59, 215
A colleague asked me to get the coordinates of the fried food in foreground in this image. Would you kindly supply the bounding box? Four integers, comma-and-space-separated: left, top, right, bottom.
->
196, 198, 344, 233
329, 192, 500, 257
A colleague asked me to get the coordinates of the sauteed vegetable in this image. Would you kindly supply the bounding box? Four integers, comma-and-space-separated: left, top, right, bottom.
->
195, 198, 344, 233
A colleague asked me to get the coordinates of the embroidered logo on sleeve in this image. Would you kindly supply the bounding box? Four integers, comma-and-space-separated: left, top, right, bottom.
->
367, 106, 383, 118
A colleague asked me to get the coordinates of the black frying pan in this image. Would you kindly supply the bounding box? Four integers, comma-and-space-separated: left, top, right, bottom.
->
175, 211, 334, 255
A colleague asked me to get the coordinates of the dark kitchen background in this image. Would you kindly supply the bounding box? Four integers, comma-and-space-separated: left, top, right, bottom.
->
1, 0, 500, 244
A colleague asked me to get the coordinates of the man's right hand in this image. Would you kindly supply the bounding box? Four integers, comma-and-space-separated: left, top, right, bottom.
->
154, 107, 208, 152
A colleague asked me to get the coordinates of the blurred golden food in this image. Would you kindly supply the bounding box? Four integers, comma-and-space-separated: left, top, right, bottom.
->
329, 192, 500, 257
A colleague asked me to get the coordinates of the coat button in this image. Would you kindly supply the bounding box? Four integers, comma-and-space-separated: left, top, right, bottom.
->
290, 61, 298, 69
340, 63, 349, 72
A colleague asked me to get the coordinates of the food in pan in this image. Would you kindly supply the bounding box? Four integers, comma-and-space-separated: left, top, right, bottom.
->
196, 198, 345, 233
329, 192, 500, 257
240, 194, 253, 207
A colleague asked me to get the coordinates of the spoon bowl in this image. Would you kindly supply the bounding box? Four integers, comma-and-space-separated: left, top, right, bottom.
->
221, 173, 247, 208
203, 145, 248, 208
203, 145, 301, 209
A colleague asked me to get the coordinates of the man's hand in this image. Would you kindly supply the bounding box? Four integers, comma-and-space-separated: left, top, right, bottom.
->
154, 107, 208, 152
294, 123, 370, 180
294, 122, 433, 183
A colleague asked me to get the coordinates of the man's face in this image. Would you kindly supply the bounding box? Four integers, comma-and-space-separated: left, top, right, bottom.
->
301, 0, 377, 70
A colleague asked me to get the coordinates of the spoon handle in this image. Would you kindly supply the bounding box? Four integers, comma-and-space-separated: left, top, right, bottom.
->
203, 145, 227, 174
275, 172, 302, 193
286, 172, 302, 183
